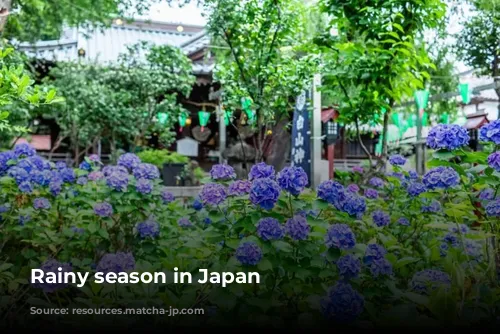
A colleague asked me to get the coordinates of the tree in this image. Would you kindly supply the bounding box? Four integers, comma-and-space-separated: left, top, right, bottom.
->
316, 0, 446, 169
44, 42, 195, 163
204, 0, 319, 169
456, 0, 500, 118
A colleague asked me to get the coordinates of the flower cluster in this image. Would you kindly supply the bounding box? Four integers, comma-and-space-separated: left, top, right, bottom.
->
409, 269, 451, 295
397, 217, 410, 226
33, 197, 51, 210
368, 177, 384, 188
248, 162, 275, 180
277, 166, 308, 196
372, 210, 390, 227
422, 167, 459, 190
335, 192, 366, 217
257, 217, 284, 241
118, 153, 141, 170
389, 154, 407, 166
364, 244, 392, 277
284, 215, 310, 240
235, 242, 262, 266
421, 199, 442, 213
488, 152, 500, 172
93, 202, 113, 217
228, 180, 251, 196
161, 189, 175, 204
178, 217, 193, 228
136, 178, 153, 194
317, 180, 345, 205
31, 259, 72, 293
133, 163, 160, 180
135, 218, 160, 238
105, 169, 129, 191
210, 164, 236, 180
426, 124, 470, 151
479, 120, 500, 144
364, 188, 378, 199
97, 252, 136, 274
407, 182, 426, 197
325, 224, 356, 250
320, 282, 364, 322
249, 178, 280, 210
485, 199, 500, 217
479, 188, 495, 201
199, 183, 227, 206
336, 255, 361, 279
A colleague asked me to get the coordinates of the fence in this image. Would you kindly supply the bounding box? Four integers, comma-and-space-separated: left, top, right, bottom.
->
37, 152, 112, 166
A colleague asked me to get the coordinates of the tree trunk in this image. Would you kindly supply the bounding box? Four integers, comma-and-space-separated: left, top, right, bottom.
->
265, 117, 290, 172
0, 0, 11, 33
381, 109, 390, 172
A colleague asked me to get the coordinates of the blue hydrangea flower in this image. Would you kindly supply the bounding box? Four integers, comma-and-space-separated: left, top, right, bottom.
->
235, 242, 262, 266
31, 259, 72, 293
336, 255, 361, 280
93, 202, 113, 217
249, 178, 280, 210
479, 188, 495, 200
136, 178, 153, 194
407, 182, 426, 197
248, 162, 275, 180
59, 168, 75, 183
372, 210, 390, 227
426, 124, 470, 150
203, 217, 212, 224
317, 180, 346, 205
89, 154, 100, 162
464, 240, 483, 261
257, 217, 284, 241
192, 198, 203, 210
367, 257, 393, 277
33, 197, 51, 210
352, 166, 363, 173
178, 217, 193, 228
105, 170, 129, 191
55, 161, 67, 170
421, 199, 441, 213
117, 153, 141, 170
14, 143, 36, 158
97, 252, 135, 274
133, 163, 160, 180
0, 150, 14, 175
488, 152, 500, 172
347, 184, 359, 193
18, 181, 33, 193
485, 199, 500, 217
320, 282, 364, 322
410, 269, 451, 295
8, 166, 29, 184
228, 180, 251, 196
364, 244, 387, 264
88, 171, 104, 181
79, 160, 92, 171
479, 120, 500, 144
210, 164, 236, 180
397, 217, 410, 226
77, 176, 88, 185
449, 224, 469, 234
368, 177, 384, 188
422, 167, 460, 190
443, 233, 459, 247
325, 224, 356, 250
199, 183, 227, 206
161, 188, 175, 204
70, 226, 85, 234
136, 219, 160, 238
389, 154, 407, 166
19, 215, 31, 226
334, 192, 366, 217
408, 170, 419, 180
439, 243, 449, 257
284, 215, 310, 241
102, 165, 128, 177
277, 166, 308, 196
364, 188, 378, 199
49, 180, 62, 196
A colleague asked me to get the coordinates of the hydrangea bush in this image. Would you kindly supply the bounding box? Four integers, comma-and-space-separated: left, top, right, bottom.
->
1, 121, 500, 327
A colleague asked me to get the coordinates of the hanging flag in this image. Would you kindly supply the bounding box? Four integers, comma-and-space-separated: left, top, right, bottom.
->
178, 112, 188, 132
290, 90, 311, 186
198, 111, 210, 132
459, 83, 471, 104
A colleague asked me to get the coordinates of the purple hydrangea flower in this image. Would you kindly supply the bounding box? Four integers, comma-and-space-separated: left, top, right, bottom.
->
18, 181, 33, 193
347, 184, 359, 193
368, 177, 384, 188
421, 199, 441, 213
488, 152, 500, 172
192, 198, 203, 210
19, 215, 31, 226
136, 219, 160, 238
177, 217, 193, 228
8, 167, 29, 184
479, 120, 500, 144
93, 202, 113, 217
235, 242, 262, 266
422, 167, 460, 190
31, 259, 72, 293
443, 233, 459, 247
257, 217, 284, 241
33, 197, 51, 210
367, 257, 393, 277
336, 254, 361, 279
71, 226, 85, 234
364, 244, 387, 264
249, 178, 280, 210
334, 192, 366, 217
102, 165, 128, 177
79, 160, 92, 171
364, 188, 378, 199
426, 124, 470, 150
55, 161, 67, 170
89, 154, 100, 162
389, 154, 407, 166
13, 143, 36, 158
407, 182, 426, 197
410, 269, 451, 295
397, 217, 410, 226
372, 210, 390, 227
59, 168, 75, 183
88, 171, 104, 181
248, 162, 275, 180
136, 178, 153, 194
485, 199, 500, 217
352, 166, 363, 173
325, 224, 356, 250
320, 282, 364, 322
479, 188, 495, 200
277, 166, 308, 196
449, 224, 469, 234
117, 153, 141, 170
199, 183, 227, 206
77, 176, 88, 185
160, 188, 175, 204
133, 163, 160, 180
49, 180, 62, 196
284, 215, 310, 241
97, 252, 135, 274
29, 169, 51, 186
317, 180, 346, 205
439, 243, 449, 257
105, 170, 129, 191
0, 150, 14, 175
228, 180, 251, 196
408, 170, 419, 180
210, 164, 236, 180
464, 240, 483, 260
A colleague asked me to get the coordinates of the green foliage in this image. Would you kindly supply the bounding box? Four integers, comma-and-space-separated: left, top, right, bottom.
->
137, 149, 190, 168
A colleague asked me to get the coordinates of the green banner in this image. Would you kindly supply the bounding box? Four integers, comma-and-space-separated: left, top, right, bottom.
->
459, 83, 471, 104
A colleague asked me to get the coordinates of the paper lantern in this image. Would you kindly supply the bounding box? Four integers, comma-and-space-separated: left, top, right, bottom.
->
198, 111, 210, 132
178, 113, 188, 132
157, 112, 168, 125
414, 90, 429, 110
224, 110, 232, 126
459, 83, 471, 104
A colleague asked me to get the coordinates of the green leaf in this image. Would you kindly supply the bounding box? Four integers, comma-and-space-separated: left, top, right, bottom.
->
257, 258, 272, 271
45, 89, 57, 103
272, 241, 293, 253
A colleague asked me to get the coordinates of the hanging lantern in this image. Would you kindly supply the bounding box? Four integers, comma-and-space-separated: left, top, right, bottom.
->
414, 90, 430, 111
224, 110, 232, 126
157, 112, 168, 125
422, 112, 429, 126
241, 97, 252, 110
245, 109, 256, 125
198, 111, 210, 132
459, 83, 471, 104
178, 113, 188, 132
